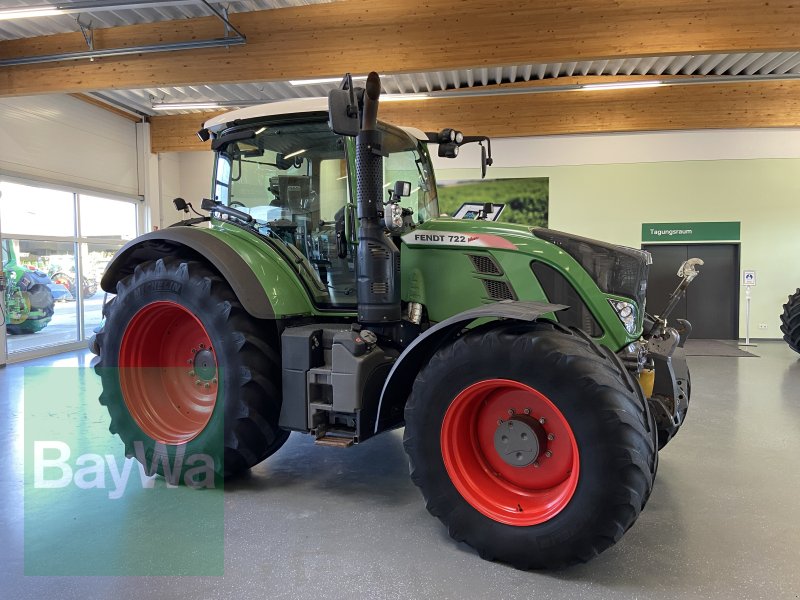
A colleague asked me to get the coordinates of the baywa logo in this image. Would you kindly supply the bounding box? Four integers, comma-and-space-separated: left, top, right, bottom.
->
33, 440, 216, 499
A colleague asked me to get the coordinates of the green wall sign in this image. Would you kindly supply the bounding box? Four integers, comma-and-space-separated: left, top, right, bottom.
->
642, 221, 740, 242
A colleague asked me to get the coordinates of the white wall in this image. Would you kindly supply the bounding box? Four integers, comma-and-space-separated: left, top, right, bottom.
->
157, 152, 214, 227
0, 95, 140, 197
163, 128, 800, 339
157, 152, 181, 229
435, 129, 800, 340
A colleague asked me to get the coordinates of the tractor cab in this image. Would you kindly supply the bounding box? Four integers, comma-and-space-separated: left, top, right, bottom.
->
205, 101, 438, 305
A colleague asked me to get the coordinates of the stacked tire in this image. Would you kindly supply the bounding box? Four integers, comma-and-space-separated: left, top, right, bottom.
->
781, 288, 800, 354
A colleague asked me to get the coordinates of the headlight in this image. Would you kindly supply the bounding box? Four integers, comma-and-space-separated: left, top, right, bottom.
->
609, 299, 637, 334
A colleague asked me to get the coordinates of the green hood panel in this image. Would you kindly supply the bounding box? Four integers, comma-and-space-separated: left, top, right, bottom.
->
400, 218, 641, 350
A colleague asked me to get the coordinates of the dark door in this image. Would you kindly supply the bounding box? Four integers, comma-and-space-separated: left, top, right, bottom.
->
642, 243, 739, 339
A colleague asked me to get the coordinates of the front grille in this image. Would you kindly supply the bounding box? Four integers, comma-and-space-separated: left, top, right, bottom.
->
371, 282, 388, 295
532, 228, 649, 309
481, 278, 516, 301
531, 261, 603, 337
468, 254, 503, 275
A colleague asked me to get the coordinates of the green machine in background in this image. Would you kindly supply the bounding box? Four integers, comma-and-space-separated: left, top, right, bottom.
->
91, 72, 698, 570
2, 239, 57, 335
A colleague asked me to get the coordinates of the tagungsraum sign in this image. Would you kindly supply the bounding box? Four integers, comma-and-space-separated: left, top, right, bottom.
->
642, 222, 741, 242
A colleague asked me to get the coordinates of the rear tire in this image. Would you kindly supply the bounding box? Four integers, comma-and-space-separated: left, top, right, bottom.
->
781, 288, 800, 354
95, 257, 289, 481
403, 321, 656, 570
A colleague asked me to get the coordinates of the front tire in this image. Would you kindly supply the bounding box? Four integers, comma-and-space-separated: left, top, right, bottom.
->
403, 321, 656, 570
781, 288, 800, 354
95, 257, 289, 481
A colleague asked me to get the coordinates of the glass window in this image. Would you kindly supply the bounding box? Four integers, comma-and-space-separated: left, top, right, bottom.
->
382, 129, 438, 224
0, 177, 138, 358
79, 195, 137, 241
0, 181, 75, 237
212, 121, 438, 308
3, 239, 78, 354
82, 243, 119, 341
219, 121, 356, 305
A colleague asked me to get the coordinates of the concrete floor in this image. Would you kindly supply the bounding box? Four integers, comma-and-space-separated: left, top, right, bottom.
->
2, 342, 799, 599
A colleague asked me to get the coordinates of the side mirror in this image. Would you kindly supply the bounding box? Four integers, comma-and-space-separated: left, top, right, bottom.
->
481, 145, 487, 179
328, 73, 363, 137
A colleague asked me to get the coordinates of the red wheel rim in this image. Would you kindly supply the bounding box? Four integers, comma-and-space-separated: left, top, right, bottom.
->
441, 379, 579, 526
119, 301, 218, 444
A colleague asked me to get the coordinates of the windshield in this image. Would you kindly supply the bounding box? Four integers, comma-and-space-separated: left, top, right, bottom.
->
211, 119, 438, 307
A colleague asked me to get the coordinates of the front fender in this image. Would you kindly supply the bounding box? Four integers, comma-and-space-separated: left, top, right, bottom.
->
373, 300, 566, 435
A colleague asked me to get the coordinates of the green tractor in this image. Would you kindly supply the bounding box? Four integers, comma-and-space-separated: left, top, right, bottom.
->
92, 73, 695, 569
2, 239, 56, 335
781, 289, 800, 353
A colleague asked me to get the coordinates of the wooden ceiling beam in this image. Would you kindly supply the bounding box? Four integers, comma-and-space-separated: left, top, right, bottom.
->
2, 0, 799, 97
149, 80, 800, 153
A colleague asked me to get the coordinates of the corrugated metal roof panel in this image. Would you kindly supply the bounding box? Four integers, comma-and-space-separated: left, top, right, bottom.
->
87, 51, 800, 116
0, 0, 333, 41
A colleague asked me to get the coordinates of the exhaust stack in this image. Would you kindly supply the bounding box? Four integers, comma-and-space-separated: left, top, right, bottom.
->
354, 72, 401, 325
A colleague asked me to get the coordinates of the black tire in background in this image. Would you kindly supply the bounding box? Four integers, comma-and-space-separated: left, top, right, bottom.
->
95, 257, 289, 481
781, 288, 800, 354
7, 284, 55, 335
403, 321, 657, 570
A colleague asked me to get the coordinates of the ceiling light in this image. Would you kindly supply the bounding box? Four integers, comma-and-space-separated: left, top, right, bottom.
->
381, 94, 431, 102
581, 80, 664, 91
0, 6, 63, 20
152, 102, 222, 111
290, 76, 369, 86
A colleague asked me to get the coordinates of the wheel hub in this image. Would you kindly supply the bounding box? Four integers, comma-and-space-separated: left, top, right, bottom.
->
193, 348, 217, 381
493, 415, 548, 467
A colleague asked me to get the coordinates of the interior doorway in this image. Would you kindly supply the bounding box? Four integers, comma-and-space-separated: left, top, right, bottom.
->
643, 243, 740, 340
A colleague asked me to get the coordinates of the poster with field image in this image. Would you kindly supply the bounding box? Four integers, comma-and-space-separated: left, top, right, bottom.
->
436, 177, 549, 227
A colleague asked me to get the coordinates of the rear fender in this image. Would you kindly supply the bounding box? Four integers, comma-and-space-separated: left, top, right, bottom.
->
101, 228, 313, 319
373, 300, 566, 435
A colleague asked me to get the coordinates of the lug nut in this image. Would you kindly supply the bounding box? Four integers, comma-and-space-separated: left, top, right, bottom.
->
204, 383, 210, 389
188, 370, 195, 376
523, 408, 531, 415
191, 348, 197, 354
547, 433, 555, 441
539, 417, 546, 425
508, 409, 515, 415
497, 419, 504, 425
199, 343, 205, 349
533, 461, 540, 468
545, 451, 552, 458
212, 378, 217, 384
195, 380, 202, 386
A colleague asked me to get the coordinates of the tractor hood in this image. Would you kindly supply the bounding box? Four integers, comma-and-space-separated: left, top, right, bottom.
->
401, 217, 651, 309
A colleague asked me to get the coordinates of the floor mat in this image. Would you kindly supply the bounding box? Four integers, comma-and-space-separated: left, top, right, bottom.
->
682, 339, 759, 357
